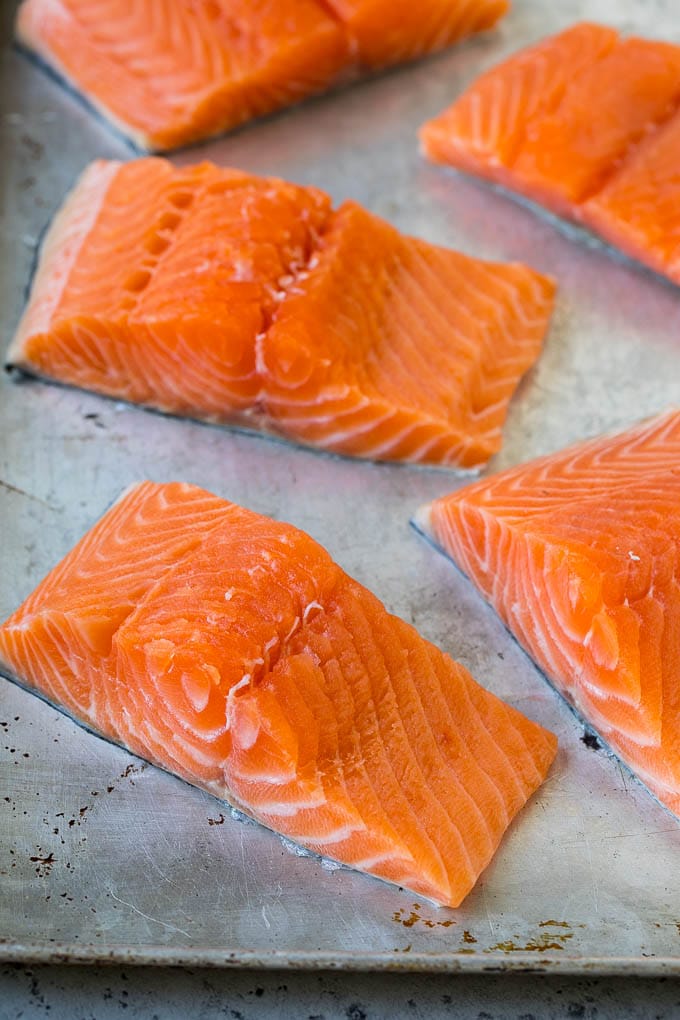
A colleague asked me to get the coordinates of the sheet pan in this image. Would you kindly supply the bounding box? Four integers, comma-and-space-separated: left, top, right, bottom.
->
1, 0, 679, 973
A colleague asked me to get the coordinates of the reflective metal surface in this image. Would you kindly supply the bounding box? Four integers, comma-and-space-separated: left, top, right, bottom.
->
1, 0, 679, 973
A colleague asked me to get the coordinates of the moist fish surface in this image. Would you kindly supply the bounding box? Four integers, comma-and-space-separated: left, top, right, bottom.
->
16, 0, 508, 151
7, 157, 556, 470
0, 481, 557, 907
415, 409, 680, 818
421, 22, 680, 288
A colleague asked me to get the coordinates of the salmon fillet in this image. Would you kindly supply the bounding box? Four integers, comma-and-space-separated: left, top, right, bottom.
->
16, 0, 508, 151
415, 409, 680, 817
421, 22, 680, 287
0, 481, 557, 907
7, 158, 556, 470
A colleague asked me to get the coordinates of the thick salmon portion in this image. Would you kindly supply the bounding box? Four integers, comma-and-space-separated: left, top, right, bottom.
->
8, 158, 555, 469
421, 22, 680, 285
583, 115, 680, 285
264, 201, 555, 467
323, 0, 508, 70
16, 0, 351, 151
0, 482, 557, 906
421, 25, 619, 188
16, 0, 507, 151
415, 410, 680, 817
9, 159, 332, 422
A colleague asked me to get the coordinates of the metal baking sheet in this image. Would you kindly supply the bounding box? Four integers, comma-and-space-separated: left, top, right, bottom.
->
1, 0, 680, 974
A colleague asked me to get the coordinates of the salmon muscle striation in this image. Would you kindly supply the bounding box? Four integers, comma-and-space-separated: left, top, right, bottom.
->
7, 158, 556, 470
415, 409, 680, 817
16, 0, 508, 151
0, 481, 557, 907
421, 22, 680, 287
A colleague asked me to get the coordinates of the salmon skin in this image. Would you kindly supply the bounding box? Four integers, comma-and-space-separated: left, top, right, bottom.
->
421, 22, 680, 288
16, 0, 508, 152
414, 409, 680, 818
7, 158, 556, 471
0, 481, 557, 907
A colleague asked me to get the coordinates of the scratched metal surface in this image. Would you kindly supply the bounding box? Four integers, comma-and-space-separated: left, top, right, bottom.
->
1, 0, 680, 974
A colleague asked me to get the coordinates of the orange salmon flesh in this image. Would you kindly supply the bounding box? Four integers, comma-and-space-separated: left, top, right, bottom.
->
0, 481, 557, 907
421, 22, 680, 288
8, 158, 556, 470
16, 0, 509, 150
416, 409, 680, 818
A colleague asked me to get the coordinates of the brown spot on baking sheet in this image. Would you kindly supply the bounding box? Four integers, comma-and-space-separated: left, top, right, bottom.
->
29, 851, 55, 877
487, 931, 574, 953
392, 905, 455, 929
20, 133, 43, 160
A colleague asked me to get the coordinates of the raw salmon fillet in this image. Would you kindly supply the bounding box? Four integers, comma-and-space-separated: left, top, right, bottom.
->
16, 0, 508, 151
414, 410, 680, 817
0, 481, 557, 906
7, 158, 556, 470
421, 23, 680, 287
